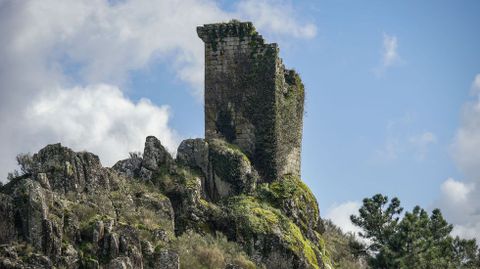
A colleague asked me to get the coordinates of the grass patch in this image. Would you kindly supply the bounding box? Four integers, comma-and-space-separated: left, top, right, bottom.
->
171, 231, 256, 269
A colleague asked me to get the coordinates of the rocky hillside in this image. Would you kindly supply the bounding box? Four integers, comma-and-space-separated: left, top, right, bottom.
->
0, 136, 336, 269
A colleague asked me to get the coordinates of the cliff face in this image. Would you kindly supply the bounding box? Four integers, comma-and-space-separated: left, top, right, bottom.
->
0, 136, 330, 269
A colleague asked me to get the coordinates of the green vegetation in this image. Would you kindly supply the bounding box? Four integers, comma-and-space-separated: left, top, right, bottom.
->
257, 175, 319, 234
171, 231, 256, 269
1, 140, 331, 268
351, 194, 480, 268
225, 195, 331, 269
227, 195, 281, 235
210, 139, 251, 165
7, 153, 34, 180
322, 220, 367, 269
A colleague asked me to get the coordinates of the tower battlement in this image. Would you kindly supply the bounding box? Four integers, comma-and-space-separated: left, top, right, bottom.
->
197, 21, 304, 182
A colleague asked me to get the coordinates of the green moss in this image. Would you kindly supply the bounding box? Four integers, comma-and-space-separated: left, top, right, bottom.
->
184, 176, 200, 190
284, 222, 320, 269
227, 195, 280, 234
252, 206, 279, 226
211, 139, 251, 164
225, 195, 332, 268
200, 198, 221, 212
258, 175, 319, 225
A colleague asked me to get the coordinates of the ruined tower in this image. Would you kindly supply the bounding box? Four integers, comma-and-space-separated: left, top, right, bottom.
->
197, 21, 304, 182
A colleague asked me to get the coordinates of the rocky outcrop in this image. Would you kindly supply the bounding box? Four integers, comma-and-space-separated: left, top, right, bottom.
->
176, 138, 209, 177
31, 143, 121, 194
0, 141, 180, 269
175, 138, 258, 202
112, 155, 142, 179
11, 178, 62, 257
113, 136, 173, 181
142, 136, 174, 172
0, 135, 330, 269
206, 139, 257, 201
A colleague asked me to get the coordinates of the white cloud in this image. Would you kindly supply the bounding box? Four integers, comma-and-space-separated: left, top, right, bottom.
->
440, 178, 473, 205
1, 0, 316, 95
435, 74, 480, 241
382, 34, 399, 67
374, 33, 400, 76
26, 84, 179, 166
452, 86, 480, 179
376, 137, 401, 160
0, 0, 316, 180
325, 201, 362, 235
436, 177, 479, 240
471, 74, 480, 94
374, 115, 436, 162
452, 222, 480, 241
408, 131, 437, 160
235, 0, 317, 39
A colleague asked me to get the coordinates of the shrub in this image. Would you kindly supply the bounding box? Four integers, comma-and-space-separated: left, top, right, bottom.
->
129, 151, 143, 159
16, 153, 34, 175
322, 219, 367, 269
171, 231, 256, 269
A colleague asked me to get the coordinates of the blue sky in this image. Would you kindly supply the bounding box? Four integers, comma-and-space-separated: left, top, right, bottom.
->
1, 0, 480, 239
126, 1, 480, 211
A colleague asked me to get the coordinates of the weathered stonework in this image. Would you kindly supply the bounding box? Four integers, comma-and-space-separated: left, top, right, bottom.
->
197, 21, 305, 182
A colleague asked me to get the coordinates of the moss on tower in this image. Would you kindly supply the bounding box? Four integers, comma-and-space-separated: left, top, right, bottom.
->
197, 20, 305, 182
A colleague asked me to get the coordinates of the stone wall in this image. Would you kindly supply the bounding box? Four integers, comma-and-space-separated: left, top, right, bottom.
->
197, 21, 304, 182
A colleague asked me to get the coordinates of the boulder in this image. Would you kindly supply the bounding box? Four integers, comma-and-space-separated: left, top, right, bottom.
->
176, 138, 209, 176
112, 156, 143, 179
113, 136, 174, 180
206, 139, 257, 201
142, 136, 173, 172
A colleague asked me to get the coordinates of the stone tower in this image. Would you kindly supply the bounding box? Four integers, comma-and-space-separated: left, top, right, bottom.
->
197, 21, 304, 182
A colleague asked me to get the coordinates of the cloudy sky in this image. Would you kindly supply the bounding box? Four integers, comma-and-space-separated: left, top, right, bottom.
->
1, 0, 480, 241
